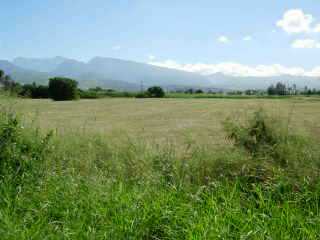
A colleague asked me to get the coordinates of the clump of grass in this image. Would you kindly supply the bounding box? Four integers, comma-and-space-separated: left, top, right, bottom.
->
0, 110, 52, 187
225, 109, 278, 155
224, 108, 320, 185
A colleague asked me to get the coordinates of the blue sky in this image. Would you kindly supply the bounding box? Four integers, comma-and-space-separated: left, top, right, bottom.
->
1, 0, 320, 76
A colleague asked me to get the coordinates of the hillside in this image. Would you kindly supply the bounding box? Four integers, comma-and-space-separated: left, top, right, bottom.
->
0, 60, 49, 84
207, 73, 320, 90
6, 57, 211, 90
1, 57, 320, 90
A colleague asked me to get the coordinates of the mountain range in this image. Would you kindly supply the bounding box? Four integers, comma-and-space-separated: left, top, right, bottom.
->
0, 57, 319, 91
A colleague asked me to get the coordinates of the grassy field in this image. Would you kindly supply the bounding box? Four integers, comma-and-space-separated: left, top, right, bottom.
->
1, 96, 320, 239
5, 97, 320, 143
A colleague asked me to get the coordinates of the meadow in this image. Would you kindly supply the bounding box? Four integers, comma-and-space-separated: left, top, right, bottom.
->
8, 97, 320, 143
1, 96, 320, 239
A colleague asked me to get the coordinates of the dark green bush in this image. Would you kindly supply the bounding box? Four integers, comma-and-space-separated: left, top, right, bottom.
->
19, 83, 49, 98
135, 86, 165, 98
78, 89, 100, 99
48, 77, 79, 101
135, 92, 149, 98
79, 88, 136, 99
147, 86, 165, 98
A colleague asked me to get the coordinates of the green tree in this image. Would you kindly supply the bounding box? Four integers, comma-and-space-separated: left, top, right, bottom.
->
0, 70, 4, 80
267, 82, 287, 95
0, 69, 20, 93
275, 82, 287, 95
267, 85, 276, 95
48, 77, 79, 101
195, 89, 204, 94
147, 86, 165, 98
185, 88, 194, 94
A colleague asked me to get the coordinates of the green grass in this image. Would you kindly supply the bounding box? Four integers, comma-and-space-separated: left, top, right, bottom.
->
1, 97, 320, 239
165, 92, 298, 99
3, 97, 320, 145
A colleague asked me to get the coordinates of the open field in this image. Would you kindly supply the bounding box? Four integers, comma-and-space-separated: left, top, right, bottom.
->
1, 96, 320, 239
4, 97, 320, 144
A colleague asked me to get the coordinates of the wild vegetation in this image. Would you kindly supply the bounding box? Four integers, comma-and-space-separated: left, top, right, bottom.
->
0, 95, 320, 239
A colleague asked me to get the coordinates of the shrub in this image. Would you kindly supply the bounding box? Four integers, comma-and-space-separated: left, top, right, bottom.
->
78, 89, 100, 99
48, 77, 79, 101
135, 92, 149, 98
147, 86, 165, 98
20, 83, 49, 98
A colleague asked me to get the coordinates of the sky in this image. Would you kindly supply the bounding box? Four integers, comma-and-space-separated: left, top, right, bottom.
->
1, 0, 320, 77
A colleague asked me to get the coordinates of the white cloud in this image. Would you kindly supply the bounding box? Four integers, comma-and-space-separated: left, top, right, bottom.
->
314, 24, 320, 33
277, 9, 314, 33
217, 35, 230, 44
243, 36, 253, 41
306, 66, 320, 77
112, 45, 121, 50
149, 60, 320, 77
148, 55, 156, 61
291, 39, 320, 49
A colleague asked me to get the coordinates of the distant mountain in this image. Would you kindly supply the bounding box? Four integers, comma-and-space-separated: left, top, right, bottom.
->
1, 57, 212, 90
1, 56, 320, 91
207, 73, 320, 90
51, 57, 211, 88
13, 56, 70, 73
0, 60, 49, 84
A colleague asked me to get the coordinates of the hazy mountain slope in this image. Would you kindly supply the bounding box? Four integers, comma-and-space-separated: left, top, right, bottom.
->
86, 57, 210, 86
50, 59, 140, 90
0, 58, 140, 90
207, 73, 320, 90
13, 56, 70, 73
0, 60, 49, 84
51, 57, 211, 88
3, 57, 320, 91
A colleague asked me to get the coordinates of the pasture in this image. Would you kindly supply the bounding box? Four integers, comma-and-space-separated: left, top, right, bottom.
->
1, 96, 320, 239
6, 97, 320, 144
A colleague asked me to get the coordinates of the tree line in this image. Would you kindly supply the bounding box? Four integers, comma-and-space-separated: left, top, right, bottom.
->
1, 68, 320, 100
267, 82, 320, 96
0, 69, 167, 100
0, 70, 79, 100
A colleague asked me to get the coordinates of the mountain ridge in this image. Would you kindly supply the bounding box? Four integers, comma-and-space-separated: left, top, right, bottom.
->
1, 56, 320, 91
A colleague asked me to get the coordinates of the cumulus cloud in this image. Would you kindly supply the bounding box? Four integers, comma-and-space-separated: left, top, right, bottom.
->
149, 60, 320, 77
148, 55, 156, 61
217, 35, 230, 44
243, 36, 253, 41
292, 39, 320, 49
277, 9, 314, 33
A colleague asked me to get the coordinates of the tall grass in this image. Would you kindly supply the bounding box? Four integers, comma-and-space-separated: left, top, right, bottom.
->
0, 107, 320, 239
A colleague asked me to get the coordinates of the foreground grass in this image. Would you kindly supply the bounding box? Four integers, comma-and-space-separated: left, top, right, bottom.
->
1, 105, 320, 239
3, 177, 320, 239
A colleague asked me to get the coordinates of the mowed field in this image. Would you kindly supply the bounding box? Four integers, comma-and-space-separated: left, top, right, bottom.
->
4, 97, 320, 144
